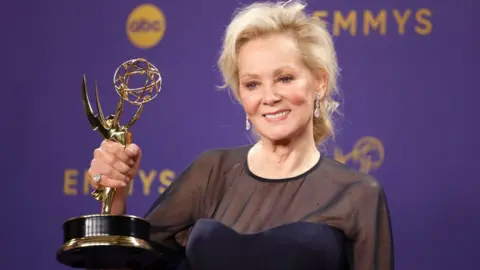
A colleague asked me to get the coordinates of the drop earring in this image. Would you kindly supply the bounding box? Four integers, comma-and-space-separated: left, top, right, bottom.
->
245, 116, 251, 131
314, 92, 321, 118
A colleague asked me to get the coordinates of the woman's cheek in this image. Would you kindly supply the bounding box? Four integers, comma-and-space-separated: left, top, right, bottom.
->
285, 90, 310, 106
241, 94, 261, 115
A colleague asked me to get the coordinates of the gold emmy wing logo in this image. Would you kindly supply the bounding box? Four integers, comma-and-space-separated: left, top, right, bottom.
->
333, 136, 385, 174
126, 4, 166, 49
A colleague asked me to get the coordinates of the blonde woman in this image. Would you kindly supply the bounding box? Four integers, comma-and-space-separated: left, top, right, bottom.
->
88, 1, 394, 269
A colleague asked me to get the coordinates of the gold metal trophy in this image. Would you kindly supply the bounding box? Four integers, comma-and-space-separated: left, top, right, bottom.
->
56, 58, 162, 269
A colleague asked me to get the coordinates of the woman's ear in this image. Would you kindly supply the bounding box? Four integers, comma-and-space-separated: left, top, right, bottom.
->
313, 68, 328, 100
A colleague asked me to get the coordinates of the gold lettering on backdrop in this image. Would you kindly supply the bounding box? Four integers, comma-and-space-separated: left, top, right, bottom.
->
334, 11, 357, 36
312, 8, 433, 36
63, 168, 175, 196
313, 10, 357, 36
333, 136, 385, 174
363, 10, 387, 36
64, 169, 78, 195
393, 9, 411, 35
312, 10, 328, 21
415, 8, 433, 35
159, 169, 175, 193
139, 170, 156, 196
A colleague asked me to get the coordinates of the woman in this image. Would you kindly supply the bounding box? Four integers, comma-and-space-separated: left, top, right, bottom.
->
88, 1, 394, 269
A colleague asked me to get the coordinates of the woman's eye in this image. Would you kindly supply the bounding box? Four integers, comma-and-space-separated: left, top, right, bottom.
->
279, 75, 293, 83
245, 81, 259, 90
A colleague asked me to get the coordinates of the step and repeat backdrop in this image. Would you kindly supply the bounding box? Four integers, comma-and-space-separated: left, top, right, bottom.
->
2, 0, 478, 269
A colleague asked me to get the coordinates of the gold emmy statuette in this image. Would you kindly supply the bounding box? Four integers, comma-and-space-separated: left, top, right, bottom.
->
56, 58, 162, 269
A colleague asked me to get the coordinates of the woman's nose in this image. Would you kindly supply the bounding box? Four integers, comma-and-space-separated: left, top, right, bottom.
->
262, 86, 281, 105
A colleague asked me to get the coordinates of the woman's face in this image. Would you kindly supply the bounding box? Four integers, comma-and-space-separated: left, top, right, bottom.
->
237, 33, 325, 144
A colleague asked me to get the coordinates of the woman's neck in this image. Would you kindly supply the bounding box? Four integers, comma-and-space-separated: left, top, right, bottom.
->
248, 133, 321, 180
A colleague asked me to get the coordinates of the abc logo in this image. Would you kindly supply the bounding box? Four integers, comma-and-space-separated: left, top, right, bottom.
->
126, 4, 166, 49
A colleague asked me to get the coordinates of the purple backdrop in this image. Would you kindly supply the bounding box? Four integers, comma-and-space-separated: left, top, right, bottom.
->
2, 0, 479, 269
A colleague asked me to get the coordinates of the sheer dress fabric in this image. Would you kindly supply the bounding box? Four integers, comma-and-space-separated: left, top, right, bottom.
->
140, 145, 394, 270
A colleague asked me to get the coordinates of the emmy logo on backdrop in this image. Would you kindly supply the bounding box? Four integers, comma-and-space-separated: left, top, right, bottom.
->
56, 58, 162, 269
334, 136, 385, 174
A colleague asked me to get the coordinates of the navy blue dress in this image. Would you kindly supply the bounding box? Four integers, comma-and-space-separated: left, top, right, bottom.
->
141, 145, 394, 270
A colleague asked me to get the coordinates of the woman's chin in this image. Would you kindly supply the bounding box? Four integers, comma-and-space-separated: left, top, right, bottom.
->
258, 130, 294, 144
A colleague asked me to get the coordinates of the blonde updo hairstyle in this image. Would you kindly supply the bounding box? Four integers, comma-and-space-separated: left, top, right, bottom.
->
218, 0, 340, 146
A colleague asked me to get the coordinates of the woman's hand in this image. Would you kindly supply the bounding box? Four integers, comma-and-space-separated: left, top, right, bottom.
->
88, 140, 142, 205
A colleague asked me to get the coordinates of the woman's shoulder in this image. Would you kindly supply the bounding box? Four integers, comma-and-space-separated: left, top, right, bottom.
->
318, 155, 384, 197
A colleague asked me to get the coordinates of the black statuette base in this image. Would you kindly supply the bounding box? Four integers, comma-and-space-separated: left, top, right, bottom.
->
56, 214, 156, 269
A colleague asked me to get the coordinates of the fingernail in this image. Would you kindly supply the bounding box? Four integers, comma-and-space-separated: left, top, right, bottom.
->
121, 182, 127, 187
126, 144, 138, 154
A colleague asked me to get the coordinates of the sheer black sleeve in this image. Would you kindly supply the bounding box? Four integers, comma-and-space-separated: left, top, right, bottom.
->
352, 178, 394, 270
141, 149, 221, 268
